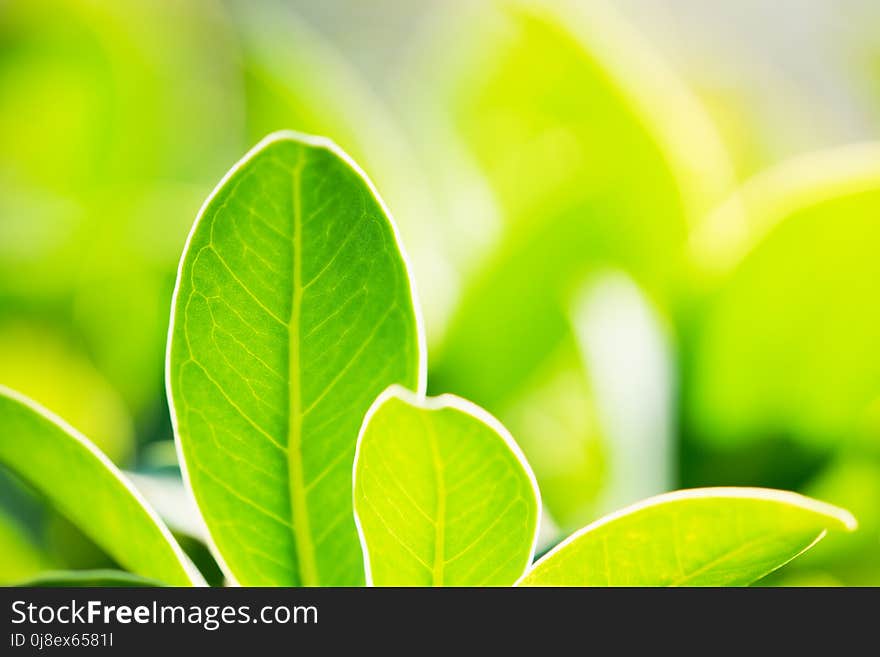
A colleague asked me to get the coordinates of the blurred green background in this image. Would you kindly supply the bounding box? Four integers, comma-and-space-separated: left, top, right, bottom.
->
2, 0, 880, 585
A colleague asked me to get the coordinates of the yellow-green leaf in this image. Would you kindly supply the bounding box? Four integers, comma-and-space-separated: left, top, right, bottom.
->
354, 386, 540, 586
518, 488, 856, 586
0, 386, 202, 586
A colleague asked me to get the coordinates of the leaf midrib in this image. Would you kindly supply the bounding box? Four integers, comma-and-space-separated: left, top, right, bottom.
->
666, 530, 817, 587
288, 151, 319, 586
425, 415, 446, 586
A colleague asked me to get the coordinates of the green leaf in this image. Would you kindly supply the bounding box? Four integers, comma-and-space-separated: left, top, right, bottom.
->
517, 488, 856, 586
430, 0, 734, 410
687, 144, 880, 449
167, 131, 424, 586
353, 386, 540, 586
14, 570, 163, 588
0, 386, 202, 586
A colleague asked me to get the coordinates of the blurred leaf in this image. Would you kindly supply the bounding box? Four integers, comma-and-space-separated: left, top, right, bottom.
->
688, 144, 880, 450
70, 249, 173, 417
0, 321, 133, 463
0, 507, 54, 584
167, 133, 423, 586
688, 86, 776, 182
430, 0, 735, 410
0, 386, 203, 585
501, 343, 605, 529
13, 570, 162, 587
0, 0, 241, 191
0, 0, 243, 418
353, 387, 540, 586
517, 488, 855, 586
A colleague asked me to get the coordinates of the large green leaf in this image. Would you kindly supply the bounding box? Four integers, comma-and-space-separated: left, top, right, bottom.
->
353, 386, 540, 586
687, 144, 880, 449
517, 488, 856, 586
0, 386, 202, 586
167, 131, 424, 586
429, 0, 734, 409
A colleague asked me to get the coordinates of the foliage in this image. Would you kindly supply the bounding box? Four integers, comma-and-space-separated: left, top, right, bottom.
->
0, 0, 875, 586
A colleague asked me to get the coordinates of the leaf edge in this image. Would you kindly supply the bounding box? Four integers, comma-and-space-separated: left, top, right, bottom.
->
515, 486, 857, 586
352, 383, 543, 586
164, 130, 428, 586
0, 384, 205, 586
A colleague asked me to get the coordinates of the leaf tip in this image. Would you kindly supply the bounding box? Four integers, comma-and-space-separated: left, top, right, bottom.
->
689, 487, 859, 533
829, 506, 858, 533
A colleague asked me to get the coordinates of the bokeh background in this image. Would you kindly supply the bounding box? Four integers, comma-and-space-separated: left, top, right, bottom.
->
2, 0, 880, 585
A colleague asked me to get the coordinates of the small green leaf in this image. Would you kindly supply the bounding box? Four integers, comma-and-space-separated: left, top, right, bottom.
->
517, 488, 856, 586
167, 131, 424, 586
0, 386, 202, 586
14, 570, 163, 588
353, 386, 540, 586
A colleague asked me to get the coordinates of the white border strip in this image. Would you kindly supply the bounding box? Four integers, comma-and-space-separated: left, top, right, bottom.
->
164, 130, 427, 586
0, 385, 206, 586
352, 384, 542, 586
